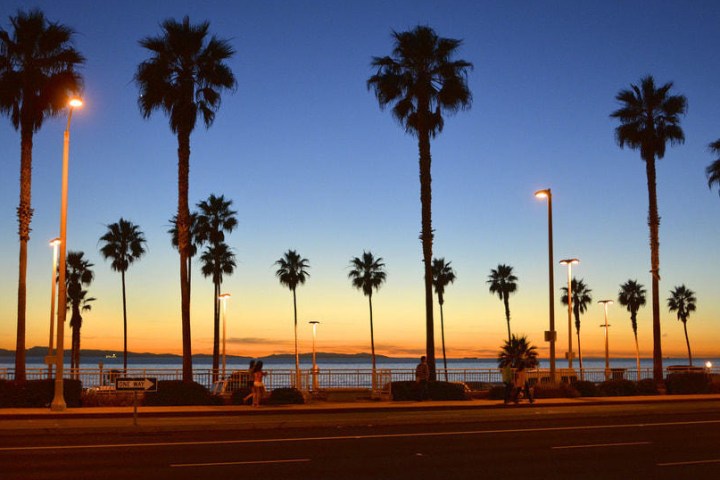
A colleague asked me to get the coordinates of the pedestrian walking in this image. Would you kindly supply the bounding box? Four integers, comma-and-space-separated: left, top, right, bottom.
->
415, 355, 430, 401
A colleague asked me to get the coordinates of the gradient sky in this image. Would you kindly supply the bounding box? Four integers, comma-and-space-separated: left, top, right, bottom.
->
1, 1, 719, 362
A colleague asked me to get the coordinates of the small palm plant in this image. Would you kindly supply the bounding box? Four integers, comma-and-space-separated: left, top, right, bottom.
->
498, 335, 539, 371
275, 250, 310, 386
169, 211, 202, 299
618, 280, 647, 372
707, 139, 720, 196
65, 251, 95, 376
432, 258, 456, 381
667, 285, 697, 366
487, 264, 518, 342
561, 278, 593, 370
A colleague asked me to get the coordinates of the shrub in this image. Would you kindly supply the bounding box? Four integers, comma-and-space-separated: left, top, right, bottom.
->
142, 380, 221, 406
81, 390, 137, 407
229, 387, 253, 405
573, 381, 600, 397
390, 381, 469, 401
487, 385, 506, 400
600, 379, 637, 397
666, 372, 710, 394
266, 388, 304, 405
636, 379, 660, 395
0, 379, 81, 407
532, 382, 579, 399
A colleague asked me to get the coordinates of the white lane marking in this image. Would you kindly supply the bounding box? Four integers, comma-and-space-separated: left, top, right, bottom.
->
552, 441, 651, 449
658, 459, 720, 467
1, 419, 719, 452
171, 458, 310, 468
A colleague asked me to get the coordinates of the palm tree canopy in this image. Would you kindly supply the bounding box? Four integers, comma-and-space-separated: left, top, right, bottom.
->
431, 257, 456, 305
667, 284, 697, 324
196, 194, 238, 246
560, 278, 593, 314
275, 250, 310, 291
200, 242, 236, 284
706, 140, 720, 195
618, 280, 647, 313
65, 250, 95, 314
348, 251, 387, 297
99, 218, 147, 273
168, 212, 201, 258
487, 264, 517, 300
610, 75, 687, 161
497, 335, 539, 370
0, 8, 84, 132
367, 25, 472, 138
135, 16, 236, 135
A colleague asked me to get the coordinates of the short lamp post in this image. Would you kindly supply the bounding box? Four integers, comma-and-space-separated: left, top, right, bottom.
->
309, 321, 320, 391
559, 258, 579, 370
46, 238, 61, 379
218, 293, 231, 379
599, 299, 613, 380
535, 189, 556, 382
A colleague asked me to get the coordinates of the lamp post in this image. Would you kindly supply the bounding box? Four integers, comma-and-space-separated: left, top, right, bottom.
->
559, 258, 579, 370
46, 238, 61, 378
309, 321, 320, 391
599, 299, 613, 379
51, 98, 82, 411
218, 293, 231, 379
535, 189, 556, 382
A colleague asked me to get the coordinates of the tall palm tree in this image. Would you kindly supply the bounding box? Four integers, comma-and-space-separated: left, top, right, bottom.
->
610, 75, 687, 384
706, 139, 720, 196
368, 26, 472, 380
348, 251, 387, 386
618, 279, 647, 373
275, 250, 310, 386
0, 9, 84, 382
497, 335, 539, 371
196, 194, 237, 379
168, 211, 201, 300
432, 257, 456, 381
136, 17, 236, 382
199, 242, 236, 381
667, 285, 697, 366
98, 218, 147, 371
65, 251, 95, 376
560, 278, 592, 371
487, 264, 518, 342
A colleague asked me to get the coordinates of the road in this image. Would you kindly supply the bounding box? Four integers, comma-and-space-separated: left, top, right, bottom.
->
1, 401, 719, 479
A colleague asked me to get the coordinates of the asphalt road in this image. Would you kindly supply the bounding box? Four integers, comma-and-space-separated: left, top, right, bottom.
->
2, 401, 719, 479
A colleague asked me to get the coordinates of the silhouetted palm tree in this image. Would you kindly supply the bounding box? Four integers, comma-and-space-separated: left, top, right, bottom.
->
667, 285, 697, 366
196, 194, 237, 379
99, 218, 147, 371
561, 278, 592, 370
487, 264, 518, 342
498, 335, 539, 371
348, 251, 387, 386
0, 9, 84, 381
275, 250, 310, 386
168, 211, 201, 299
65, 251, 95, 376
611, 75, 687, 383
432, 258, 456, 380
136, 17, 236, 381
706, 140, 720, 196
368, 26, 472, 379
618, 279, 647, 372
200, 242, 236, 381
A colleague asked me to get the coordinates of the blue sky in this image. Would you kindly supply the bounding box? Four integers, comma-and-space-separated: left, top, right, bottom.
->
1, 1, 719, 361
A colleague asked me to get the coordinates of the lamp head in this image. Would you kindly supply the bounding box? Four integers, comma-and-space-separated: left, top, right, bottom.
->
49, 237, 61, 247
218, 293, 231, 300
68, 98, 83, 108
559, 258, 579, 265
534, 189, 551, 199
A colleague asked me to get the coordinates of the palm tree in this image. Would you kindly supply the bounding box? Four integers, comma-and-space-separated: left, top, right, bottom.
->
432, 257, 456, 381
196, 194, 237, 379
487, 264, 518, 342
275, 250, 310, 386
0, 9, 84, 382
65, 251, 95, 376
98, 218, 147, 371
168, 211, 201, 300
199, 242, 236, 381
706, 139, 720, 196
618, 279, 647, 373
368, 26, 472, 379
497, 335, 539, 371
667, 285, 697, 366
560, 278, 593, 371
348, 251, 387, 387
136, 17, 236, 382
610, 75, 687, 383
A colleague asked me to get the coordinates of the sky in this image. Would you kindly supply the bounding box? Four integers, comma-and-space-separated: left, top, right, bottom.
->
1, 0, 719, 363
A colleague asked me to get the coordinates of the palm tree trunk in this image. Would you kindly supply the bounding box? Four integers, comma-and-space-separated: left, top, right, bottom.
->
645, 155, 664, 385
212, 281, 220, 382
503, 294, 512, 343
177, 130, 193, 383
369, 294, 376, 390
440, 302, 448, 382
574, 307, 583, 371
15, 128, 33, 383
121, 270, 128, 372
683, 321, 692, 366
292, 288, 300, 388
634, 332, 641, 374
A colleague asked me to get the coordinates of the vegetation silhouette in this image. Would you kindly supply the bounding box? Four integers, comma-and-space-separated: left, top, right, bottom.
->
707, 139, 720, 196
275, 250, 310, 386
65, 251, 95, 376
561, 278, 593, 371
487, 264, 518, 343
618, 279, 647, 372
497, 335, 539, 370
0, 9, 84, 382
168, 211, 202, 301
667, 285, 697, 366
432, 257, 456, 381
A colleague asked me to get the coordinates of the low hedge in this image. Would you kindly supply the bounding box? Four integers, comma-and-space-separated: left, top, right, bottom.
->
636, 379, 660, 395
573, 381, 600, 397
229, 387, 253, 405
599, 379, 637, 397
266, 388, 305, 405
666, 372, 710, 394
391, 381, 468, 401
142, 380, 221, 406
0, 379, 82, 407
532, 382, 580, 398
81, 390, 137, 407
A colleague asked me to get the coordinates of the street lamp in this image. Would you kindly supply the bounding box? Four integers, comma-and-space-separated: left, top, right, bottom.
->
45, 238, 61, 378
218, 293, 231, 379
309, 321, 320, 391
535, 189, 556, 382
51, 97, 82, 411
598, 299, 613, 379
559, 258, 579, 370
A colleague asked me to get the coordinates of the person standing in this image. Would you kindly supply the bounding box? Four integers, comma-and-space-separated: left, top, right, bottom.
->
501, 364, 514, 404
415, 355, 430, 401
251, 360, 266, 407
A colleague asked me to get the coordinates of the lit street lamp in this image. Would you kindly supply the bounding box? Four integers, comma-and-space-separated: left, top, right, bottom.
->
599, 299, 613, 379
51, 97, 82, 412
559, 258, 579, 370
535, 189, 556, 382
46, 238, 61, 378
218, 293, 231, 379
309, 321, 320, 391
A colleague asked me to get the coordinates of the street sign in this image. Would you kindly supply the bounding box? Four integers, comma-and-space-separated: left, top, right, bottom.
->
115, 377, 158, 392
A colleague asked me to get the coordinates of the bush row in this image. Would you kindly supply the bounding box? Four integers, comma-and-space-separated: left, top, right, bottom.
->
0, 379, 82, 407
390, 381, 469, 401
